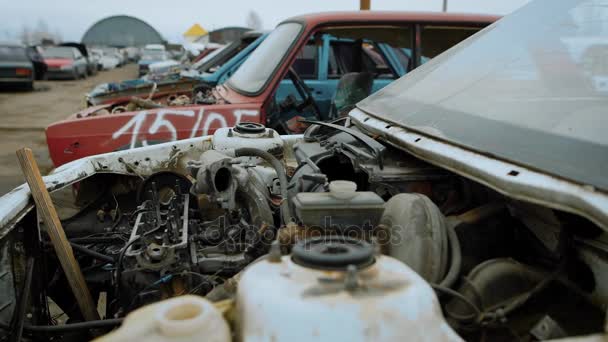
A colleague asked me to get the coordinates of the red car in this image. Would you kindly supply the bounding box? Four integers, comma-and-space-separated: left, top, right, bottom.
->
42, 46, 89, 80
46, 11, 498, 166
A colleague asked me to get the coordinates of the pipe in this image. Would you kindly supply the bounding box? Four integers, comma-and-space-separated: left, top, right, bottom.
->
438, 203, 505, 288
234, 147, 292, 225
70, 242, 115, 263
70, 236, 124, 244
453, 203, 505, 225
439, 222, 462, 288
19, 318, 123, 333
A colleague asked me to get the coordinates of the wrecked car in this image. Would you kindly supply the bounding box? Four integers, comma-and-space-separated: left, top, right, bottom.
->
46, 11, 497, 167
1, 1, 607, 341
0, 42, 35, 90
42, 46, 89, 80
85, 31, 267, 108
138, 44, 170, 77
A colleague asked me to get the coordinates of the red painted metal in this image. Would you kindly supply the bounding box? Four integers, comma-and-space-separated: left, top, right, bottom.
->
43, 58, 73, 68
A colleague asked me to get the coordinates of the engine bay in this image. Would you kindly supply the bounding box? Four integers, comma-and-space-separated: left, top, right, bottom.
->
3, 121, 607, 341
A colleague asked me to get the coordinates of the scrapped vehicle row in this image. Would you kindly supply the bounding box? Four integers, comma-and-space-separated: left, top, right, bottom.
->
2, 1, 608, 341
0, 42, 186, 89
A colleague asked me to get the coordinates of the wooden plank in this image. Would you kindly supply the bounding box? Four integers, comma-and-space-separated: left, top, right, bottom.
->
16, 148, 99, 321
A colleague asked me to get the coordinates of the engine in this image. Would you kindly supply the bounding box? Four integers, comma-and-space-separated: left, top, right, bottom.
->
27, 122, 606, 341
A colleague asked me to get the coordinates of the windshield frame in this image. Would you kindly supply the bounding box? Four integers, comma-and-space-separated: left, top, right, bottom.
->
226, 21, 304, 96
193, 43, 237, 73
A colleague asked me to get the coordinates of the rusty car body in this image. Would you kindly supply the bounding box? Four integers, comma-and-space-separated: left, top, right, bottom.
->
45, 11, 497, 167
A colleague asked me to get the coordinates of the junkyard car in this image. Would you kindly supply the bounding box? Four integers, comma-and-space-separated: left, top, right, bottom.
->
138, 44, 169, 77
94, 48, 120, 70
1, 1, 608, 341
85, 31, 267, 108
0, 42, 35, 89
46, 11, 497, 167
60, 42, 98, 76
42, 46, 88, 80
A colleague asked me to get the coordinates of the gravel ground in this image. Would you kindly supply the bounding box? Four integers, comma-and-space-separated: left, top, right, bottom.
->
0, 64, 137, 195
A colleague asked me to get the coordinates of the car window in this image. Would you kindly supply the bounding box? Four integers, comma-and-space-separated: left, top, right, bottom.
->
391, 47, 412, 71
291, 43, 318, 79
362, 44, 394, 79
326, 25, 412, 80
330, 41, 397, 79
42, 47, 75, 59
420, 25, 481, 64
0, 46, 28, 61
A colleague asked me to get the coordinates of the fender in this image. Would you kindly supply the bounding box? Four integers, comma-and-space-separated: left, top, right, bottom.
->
46, 103, 263, 166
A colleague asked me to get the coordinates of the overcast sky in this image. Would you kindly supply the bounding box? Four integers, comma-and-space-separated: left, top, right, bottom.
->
1, 0, 531, 43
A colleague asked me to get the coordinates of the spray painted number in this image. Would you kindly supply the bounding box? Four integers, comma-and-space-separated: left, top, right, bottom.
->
112, 109, 259, 149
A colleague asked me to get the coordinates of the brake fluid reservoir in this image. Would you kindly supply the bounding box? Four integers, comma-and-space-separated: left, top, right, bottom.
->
236, 237, 462, 342
292, 181, 385, 229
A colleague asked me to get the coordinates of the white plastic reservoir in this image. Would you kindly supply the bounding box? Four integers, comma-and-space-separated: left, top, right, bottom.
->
94, 295, 230, 342
212, 124, 284, 158
236, 237, 462, 342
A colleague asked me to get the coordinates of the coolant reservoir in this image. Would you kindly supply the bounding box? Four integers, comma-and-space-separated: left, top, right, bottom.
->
236, 237, 462, 342
94, 295, 229, 342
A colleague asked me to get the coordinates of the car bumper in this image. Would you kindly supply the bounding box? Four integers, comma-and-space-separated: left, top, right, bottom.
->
0, 77, 33, 84
46, 69, 76, 79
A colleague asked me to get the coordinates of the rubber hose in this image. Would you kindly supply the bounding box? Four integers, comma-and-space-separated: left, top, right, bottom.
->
439, 222, 462, 288
234, 147, 292, 225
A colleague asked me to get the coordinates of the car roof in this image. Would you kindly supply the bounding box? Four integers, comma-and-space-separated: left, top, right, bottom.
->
282, 11, 499, 27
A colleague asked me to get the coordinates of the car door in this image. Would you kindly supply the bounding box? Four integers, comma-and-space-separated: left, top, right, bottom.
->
274, 40, 321, 108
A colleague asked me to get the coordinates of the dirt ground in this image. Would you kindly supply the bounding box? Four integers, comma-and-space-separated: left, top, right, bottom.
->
0, 64, 137, 195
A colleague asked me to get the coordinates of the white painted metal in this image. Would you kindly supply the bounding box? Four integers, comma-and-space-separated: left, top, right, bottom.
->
212, 126, 284, 158
0, 134, 302, 237
350, 109, 608, 232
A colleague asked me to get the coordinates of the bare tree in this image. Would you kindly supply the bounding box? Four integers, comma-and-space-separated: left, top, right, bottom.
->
246, 10, 263, 30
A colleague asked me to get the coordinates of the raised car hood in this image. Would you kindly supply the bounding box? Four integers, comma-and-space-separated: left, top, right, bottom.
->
356, 0, 608, 193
